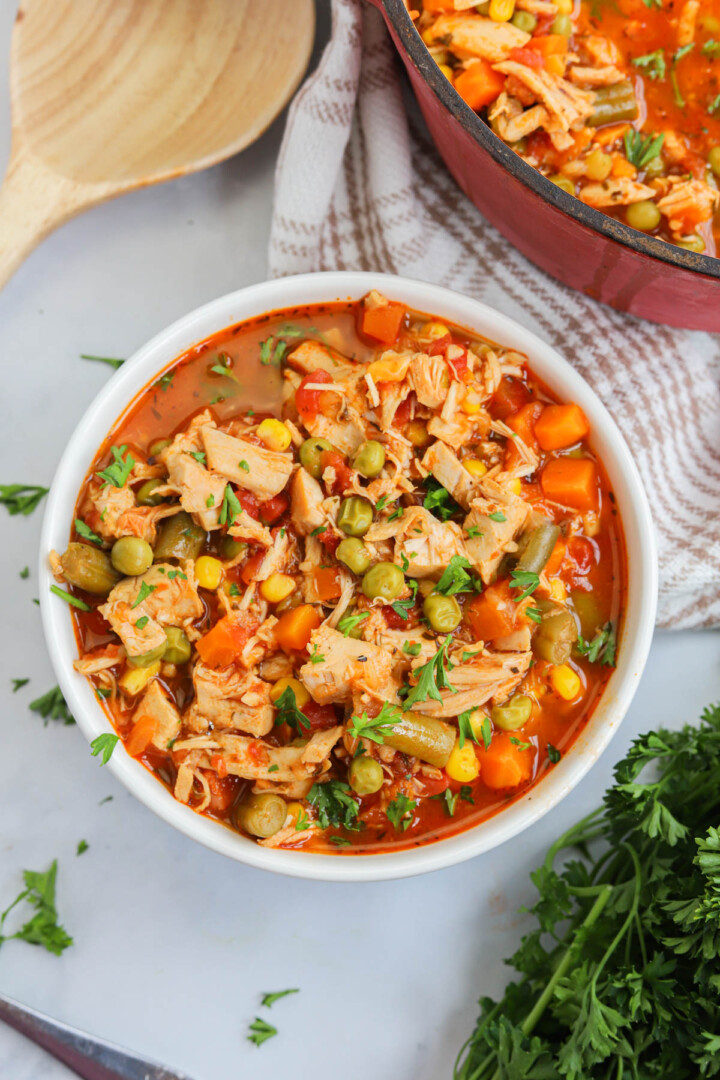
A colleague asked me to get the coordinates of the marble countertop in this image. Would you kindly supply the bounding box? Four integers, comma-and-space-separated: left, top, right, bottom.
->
1, 3, 717, 1078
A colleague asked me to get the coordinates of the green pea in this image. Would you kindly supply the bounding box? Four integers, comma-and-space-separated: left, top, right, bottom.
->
111, 537, 154, 576
678, 235, 705, 253
550, 13, 572, 35
353, 440, 386, 478
349, 756, 384, 796
709, 147, 720, 177
361, 562, 405, 602
236, 793, 287, 838
512, 9, 537, 31
136, 479, 164, 507
491, 694, 533, 731
221, 536, 248, 560
337, 497, 373, 537
127, 641, 167, 668
148, 437, 172, 458
337, 538, 372, 576
59, 543, 121, 596
153, 511, 205, 561
423, 593, 461, 633
299, 437, 333, 479
163, 627, 192, 664
625, 200, 661, 232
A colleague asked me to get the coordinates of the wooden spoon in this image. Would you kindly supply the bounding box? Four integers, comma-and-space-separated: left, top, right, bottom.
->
0, 0, 315, 288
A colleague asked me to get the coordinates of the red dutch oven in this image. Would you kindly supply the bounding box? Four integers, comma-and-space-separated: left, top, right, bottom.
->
368, 0, 720, 331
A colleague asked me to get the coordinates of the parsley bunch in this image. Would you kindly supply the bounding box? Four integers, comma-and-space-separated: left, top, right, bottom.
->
455, 702, 720, 1080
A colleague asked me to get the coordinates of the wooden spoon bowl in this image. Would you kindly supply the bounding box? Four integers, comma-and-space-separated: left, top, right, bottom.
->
0, 0, 315, 287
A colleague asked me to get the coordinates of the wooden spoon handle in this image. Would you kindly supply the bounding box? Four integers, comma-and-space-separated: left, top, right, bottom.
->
0, 147, 99, 288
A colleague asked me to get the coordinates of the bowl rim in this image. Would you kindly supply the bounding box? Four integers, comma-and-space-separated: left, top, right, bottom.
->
39, 271, 658, 882
377, 0, 720, 281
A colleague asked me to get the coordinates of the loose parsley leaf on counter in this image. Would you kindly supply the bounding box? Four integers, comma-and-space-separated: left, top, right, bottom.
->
307, 780, 360, 831
577, 622, 616, 666
247, 1018, 277, 1047
80, 353, 125, 370
0, 484, 49, 517
386, 794, 417, 831
30, 686, 74, 725
20, 566, 29, 579
11, 678, 29, 693
0, 861, 73, 956
90, 733, 119, 765
261, 989, 299, 1008
76, 841, 89, 856
96, 445, 134, 488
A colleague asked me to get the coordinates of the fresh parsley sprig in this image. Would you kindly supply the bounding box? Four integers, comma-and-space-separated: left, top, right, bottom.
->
509, 569, 540, 602
623, 129, 664, 169
0, 861, 73, 956
273, 686, 310, 732
403, 639, 456, 709
386, 794, 417, 831
435, 555, 475, 596
96, 445, 134, 488
29, 686, 74, 725
576, 622, 616, 666
347, 702, 400, 745
307, 780, 360, 831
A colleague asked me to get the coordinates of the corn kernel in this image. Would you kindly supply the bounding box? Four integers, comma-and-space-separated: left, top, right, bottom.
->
446, 739, 480, 782
437, 64, 454, 82
421, 320, 450, 339
549, 579, 566, 603
270, 677, 310, 708
119, 661, 161, 696
286, 801, 306, 824
467, 709, 489, 742
550, 663, 582, 701
464, 458, 488, 479
489, 0, 515, 21
508, 478, 522, 494
545, 54, 566, 77
260, 573, 297, 604
556, 0, 573, 12
195, 555, 223, 590
405, 419, 430, 447
256, 417, 291, 452
462, 388, 483, 414
422, 26, 436, 43
368, 355, 409, 383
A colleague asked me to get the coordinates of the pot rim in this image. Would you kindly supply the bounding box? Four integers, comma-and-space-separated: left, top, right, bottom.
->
378, 0, 720, 280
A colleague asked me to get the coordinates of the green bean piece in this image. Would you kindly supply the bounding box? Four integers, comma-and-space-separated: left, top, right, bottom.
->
59, 543, 121, 596
148, 437, 172, 458
111, 537, 154, 576
221, 536, 248, 560
534, 604, 578, 664
588, 81, 638, 127
361, 562, 405, 602
678, 235, 705, 253
353, 440, 386, 479
337, 538, 372, 575
385, 713, 456, 768
163, 627, 192, 665
298, 437, 333, 479
423, 593, 461, 633
127, 641, 167, 668
236, 793, 287, 838
153, 511, 205, 561
516, 523, 561, 575
136, 479, 164, 507
492, 694, 533, 731
625, 200, 661, 232
337, 497, 373, 537
570, 592, 601, 640
349, 756, 384, 795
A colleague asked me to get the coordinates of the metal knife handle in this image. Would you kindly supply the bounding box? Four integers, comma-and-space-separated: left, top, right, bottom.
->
0, 992, 195, 1080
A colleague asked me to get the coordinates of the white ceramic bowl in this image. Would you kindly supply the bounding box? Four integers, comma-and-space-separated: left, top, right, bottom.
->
40, 272, 657, 882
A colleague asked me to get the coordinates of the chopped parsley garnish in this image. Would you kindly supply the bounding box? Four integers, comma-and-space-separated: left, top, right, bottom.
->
309, 644, 325, 664
434, 788, 458, 817
457, 709, 480, 749
29, 686, 74, 725
74, 518, 103, 545
90, 733, 119, 765
0, 484, 49, 517
190, 451, 206, 464
166, 569, 187, 581
238, 459, 250, 473
337, 610, 369, 637
674, 42, 695, 63
154, 370, 175, 392
403, 640, 422, 656
259, 327, 304, 367
526, 606, 542, 624
375, 494, 390, 512
96, 445, 134, 488
80, 353, 125, 370
307, 780, 360, 830
347, 702, 399, 744
329, 835, 352, 846
206, 495, 215, 508
273, 685, 310, 732
131, 581, 156, 609
422, 477, 461, 521
134, 615, 149, 629
12, 678, 29, 693
261, 989, 299, 1008
632, 49, 666, 80
295, 808, 310, 831
219, 484, 242, 527
267, 764, 279, 773
510, 736, 532, 750
702, 38, 720, 56
386, 794, 417, 831
50, 585, 91, 611
96, 688, 111, 700
466, 525, 483, 539
309, 525, 325, 537
459, 785, 475, 804
247, 1018, 277, 1047
487, 511, 507, 523
0, 861, 73, 956
547, 743, 562, 764
403, 639, 455, 709
210, 353, 238, 381
709, 93, 720, 116
509, 569, 540, 602
387, 506, 404, 523
229, 583, 240, 597
435, 555, 474, 596
576, 621, 616, 666
76, 840, 89, 856
623, 129, 664, 169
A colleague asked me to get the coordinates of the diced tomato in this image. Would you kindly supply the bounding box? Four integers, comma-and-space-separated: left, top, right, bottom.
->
80, 606, 113, 637
361, 301, 406, 345
427, 334, 453, 355
382, 603, 419, 629
301, 700, 339, 731
237, 489, 260, 520
568, 536, 595, 576
317, 528, 341, 555
204, 772, 241, 814
259, 493, 289, 525
241, 552, 264, 584
445, 349, 469, 381
415, 773, 450, 798
319, 449, 353, 494
295, 369, 333, 418
509, 46, 545, 69
491, 377, 532, 420
394, 392, 416, 426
